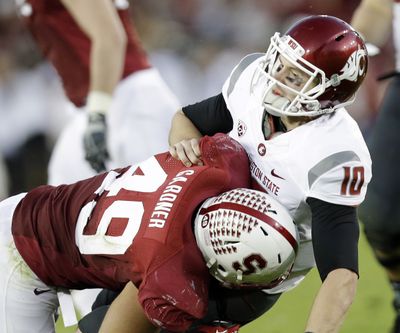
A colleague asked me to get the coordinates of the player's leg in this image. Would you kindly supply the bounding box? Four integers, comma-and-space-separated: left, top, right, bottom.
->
0, 194, 59, 333
358, 75, 400, 332
107, 68, 179, 168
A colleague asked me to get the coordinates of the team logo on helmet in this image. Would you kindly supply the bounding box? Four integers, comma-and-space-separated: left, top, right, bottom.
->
201, 214, 210, 228
237, 120, 247, 137
281, 35, 305, 56
340, 47, 368, 82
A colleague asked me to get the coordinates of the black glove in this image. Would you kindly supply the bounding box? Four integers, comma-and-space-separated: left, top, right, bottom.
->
83, 112, 109, 172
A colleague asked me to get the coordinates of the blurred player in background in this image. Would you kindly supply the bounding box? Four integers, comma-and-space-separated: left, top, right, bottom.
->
169, 15, 372, 333
15, 0, 179, 185
14, 0, 180, 317
351, 0, 400, 332
0, 133, 299, 333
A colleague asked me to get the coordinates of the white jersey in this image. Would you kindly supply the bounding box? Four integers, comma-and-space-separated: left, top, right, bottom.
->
222, 54, 372, 293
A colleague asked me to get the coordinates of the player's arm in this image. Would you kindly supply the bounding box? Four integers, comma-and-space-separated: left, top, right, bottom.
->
98, 282, 158, 333
60, 0, 126, 97
168, 109, 203, 167
351, 0, 393, 47
60, 0, 127, 172
304, 198, 359, 333
169, 93, 233, 166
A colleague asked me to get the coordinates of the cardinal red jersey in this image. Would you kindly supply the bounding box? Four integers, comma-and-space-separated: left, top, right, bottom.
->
18, 0, 150, 107
12, 134, 250, 331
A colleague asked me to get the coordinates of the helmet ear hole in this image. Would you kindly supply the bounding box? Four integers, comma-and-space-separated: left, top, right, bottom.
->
335, 34, 345, 42
218, 265, 226, 272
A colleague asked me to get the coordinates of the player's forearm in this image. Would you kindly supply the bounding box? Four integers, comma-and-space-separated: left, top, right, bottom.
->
98, 282, 157, 333
168, 110, 203, 146
351, 0, 392, 47
305, 268, 358, 333
60, 0, 127, 98
90, 33, 126, 96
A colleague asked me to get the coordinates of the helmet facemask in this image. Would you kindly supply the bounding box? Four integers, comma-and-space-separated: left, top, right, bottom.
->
251, 32, 357, 117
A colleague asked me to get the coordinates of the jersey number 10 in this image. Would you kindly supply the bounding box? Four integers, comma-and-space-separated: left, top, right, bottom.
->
340, 166, 365, 196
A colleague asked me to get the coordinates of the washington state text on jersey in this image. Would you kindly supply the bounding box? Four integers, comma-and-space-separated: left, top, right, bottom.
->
249, 159, 280, 196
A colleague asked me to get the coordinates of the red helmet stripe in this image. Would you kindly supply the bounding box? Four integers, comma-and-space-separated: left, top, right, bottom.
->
199, 202, 298, 252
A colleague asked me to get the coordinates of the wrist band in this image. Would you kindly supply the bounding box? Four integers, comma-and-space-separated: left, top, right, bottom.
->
87, 91, 112, 114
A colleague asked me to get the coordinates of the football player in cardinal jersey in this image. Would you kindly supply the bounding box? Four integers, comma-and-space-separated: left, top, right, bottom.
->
352, 0, 400, 331
0, 134, 299, 333
15, 0, 179, 183
169, 15, 372, 332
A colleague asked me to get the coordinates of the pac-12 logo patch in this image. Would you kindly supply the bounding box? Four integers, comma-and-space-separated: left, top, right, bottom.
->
237, 120, 247, 137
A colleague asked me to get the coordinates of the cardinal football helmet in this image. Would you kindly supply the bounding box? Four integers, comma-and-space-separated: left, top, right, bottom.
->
250, 15, 368, 117
194, 188, 299, 289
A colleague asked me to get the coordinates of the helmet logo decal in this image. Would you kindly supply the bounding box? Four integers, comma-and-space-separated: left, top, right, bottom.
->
258, 143, 266, 156
232, 254, 267, 275
201, 214, 209, 228
340, 47, 367, 82
281, 35, 305, 56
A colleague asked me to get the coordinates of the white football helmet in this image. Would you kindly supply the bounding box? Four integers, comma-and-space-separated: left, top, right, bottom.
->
250, 15, 368, 117
194, 188, 299, 289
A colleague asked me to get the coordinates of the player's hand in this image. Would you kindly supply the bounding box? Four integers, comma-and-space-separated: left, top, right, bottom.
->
195, 321, 240, 333
83, 112, 109, 172
169, 138, 203, 167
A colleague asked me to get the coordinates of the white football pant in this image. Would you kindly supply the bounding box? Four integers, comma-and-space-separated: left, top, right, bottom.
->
0, 194, 59, 333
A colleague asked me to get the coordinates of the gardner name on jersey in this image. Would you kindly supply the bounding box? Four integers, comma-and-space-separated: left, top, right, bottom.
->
11, 134, 250, 331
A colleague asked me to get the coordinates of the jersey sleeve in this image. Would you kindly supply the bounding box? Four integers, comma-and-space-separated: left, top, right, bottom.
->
222, 53, 264, 109
307, 158, 372, 206
138, 249, 209, 332
140, 295, 198, 332
182, 94, 233, 135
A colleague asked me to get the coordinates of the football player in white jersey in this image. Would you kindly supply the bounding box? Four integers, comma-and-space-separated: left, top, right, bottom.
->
169, 15, 372, 333
352, 0, 400, 331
